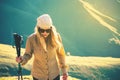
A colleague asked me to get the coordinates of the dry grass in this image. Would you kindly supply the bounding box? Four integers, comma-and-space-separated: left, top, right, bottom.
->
0, 76, 79, 80
0, 44, 120, 80
66, 56, 120, 67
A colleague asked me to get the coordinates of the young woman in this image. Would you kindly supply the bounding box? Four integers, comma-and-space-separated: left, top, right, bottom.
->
16, 14, 68, 80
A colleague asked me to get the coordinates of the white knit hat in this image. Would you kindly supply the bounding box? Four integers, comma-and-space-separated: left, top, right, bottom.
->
37, 14, 53, 29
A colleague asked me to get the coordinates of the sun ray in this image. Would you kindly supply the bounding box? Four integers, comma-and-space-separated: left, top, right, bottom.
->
80, 0, 116, 22
79, 0, 120, 45
83, 5, 119, 36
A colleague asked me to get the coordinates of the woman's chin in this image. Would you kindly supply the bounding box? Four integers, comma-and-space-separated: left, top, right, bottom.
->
43, 35, 48, 38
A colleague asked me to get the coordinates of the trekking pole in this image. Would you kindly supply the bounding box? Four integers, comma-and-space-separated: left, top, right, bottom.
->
13, 33, 23, 80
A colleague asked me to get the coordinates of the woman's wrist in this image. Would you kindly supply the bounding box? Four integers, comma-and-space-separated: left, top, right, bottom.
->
62, 73, 68, 80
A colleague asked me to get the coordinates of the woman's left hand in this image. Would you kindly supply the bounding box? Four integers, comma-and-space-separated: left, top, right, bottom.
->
62, 73, 68, 80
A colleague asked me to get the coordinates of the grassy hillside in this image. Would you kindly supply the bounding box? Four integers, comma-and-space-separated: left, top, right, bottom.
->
0, 44, 32, 76
67, 56, 120, 80
0, 44, 120, 80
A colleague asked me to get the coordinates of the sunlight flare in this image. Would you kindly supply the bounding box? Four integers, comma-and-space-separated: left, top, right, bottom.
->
80, 0, 116, 22
79, 0, 120, 45
116, 0, 120, 3
109, 35, 120, 45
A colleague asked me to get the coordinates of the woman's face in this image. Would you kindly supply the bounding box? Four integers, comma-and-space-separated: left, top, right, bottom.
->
38, 27, 51, 38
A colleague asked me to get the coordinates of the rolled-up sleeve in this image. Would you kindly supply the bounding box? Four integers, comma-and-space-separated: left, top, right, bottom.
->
57, 34, 68, 74
57, 46, 68, 74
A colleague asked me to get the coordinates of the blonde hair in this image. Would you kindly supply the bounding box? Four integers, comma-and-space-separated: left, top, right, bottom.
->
34, 25, 62, 52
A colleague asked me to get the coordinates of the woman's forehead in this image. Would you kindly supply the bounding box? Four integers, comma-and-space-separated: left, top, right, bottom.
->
37, 25, 51, 29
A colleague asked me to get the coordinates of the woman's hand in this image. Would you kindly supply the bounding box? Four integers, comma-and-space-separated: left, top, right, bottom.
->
16, 56, 23, 63
62, 73, 68, 80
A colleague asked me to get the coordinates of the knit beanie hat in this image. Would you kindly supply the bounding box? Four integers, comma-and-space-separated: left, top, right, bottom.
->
37, 14, 53, 29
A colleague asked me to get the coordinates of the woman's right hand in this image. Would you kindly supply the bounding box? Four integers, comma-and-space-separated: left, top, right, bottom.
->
16, 56, 23, 63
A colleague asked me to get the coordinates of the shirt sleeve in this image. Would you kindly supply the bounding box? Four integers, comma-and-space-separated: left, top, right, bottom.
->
56, 33, 68, 74
21, 37, 33, 65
